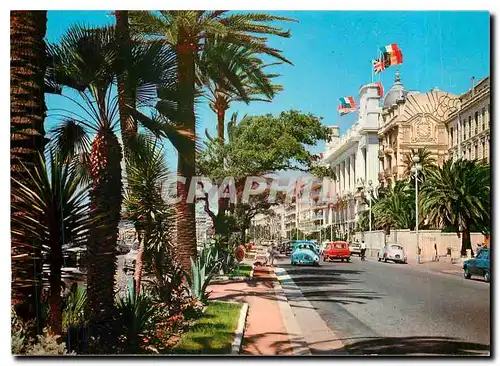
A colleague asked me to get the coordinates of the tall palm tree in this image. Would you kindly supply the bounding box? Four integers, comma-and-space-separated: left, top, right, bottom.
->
47, 24, 178, 352
130, 10, 295, 270
47, 25, 123, 352
123, 134, 173, 293
402, 147, 437, 182
199, 38, 283, 142
11, 152, 90, 335
114, 10, 137, 160
421, 158, 490, 256
11, 10, 48, 328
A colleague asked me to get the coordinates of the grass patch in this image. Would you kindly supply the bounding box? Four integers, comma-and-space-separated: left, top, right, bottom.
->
173, 301, 242, 354
226, 264, 253, 278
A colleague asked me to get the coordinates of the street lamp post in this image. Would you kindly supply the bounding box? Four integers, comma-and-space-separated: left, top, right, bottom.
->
411, 156, 423, 264
366, 180, 373, 233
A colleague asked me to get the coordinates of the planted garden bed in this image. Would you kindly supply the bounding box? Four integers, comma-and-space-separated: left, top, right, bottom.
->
172, 301, 242, 354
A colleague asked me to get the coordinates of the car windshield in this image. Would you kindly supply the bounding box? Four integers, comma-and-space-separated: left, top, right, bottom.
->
334, 243, 344, 248
391, 245, 403, 250
478, 250, 489, 260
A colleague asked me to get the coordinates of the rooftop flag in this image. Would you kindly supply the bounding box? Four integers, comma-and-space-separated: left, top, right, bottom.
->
380, 43, 400, 54
339, 96, 356, 108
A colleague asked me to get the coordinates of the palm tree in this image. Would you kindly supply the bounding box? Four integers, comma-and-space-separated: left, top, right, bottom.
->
130, 10, 295, 270
421, 158, 490, 256
47, 25, 123, 352
11, 10, 48, 328
373, 181, 415, 232
402, 147, 437, 182
47, 24, 178, 352
123, 134, 173, 293
11, 152, 90, 335
199, 38, 283, 142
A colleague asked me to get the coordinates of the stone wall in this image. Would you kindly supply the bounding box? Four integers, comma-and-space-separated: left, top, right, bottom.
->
355, 229, 486, 262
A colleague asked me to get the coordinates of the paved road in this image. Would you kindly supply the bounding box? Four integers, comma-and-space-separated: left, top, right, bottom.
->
276, 256, 490, 355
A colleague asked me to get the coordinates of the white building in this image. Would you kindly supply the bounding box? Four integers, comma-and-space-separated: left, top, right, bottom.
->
322, 82, 382, 238
445, 76, 490, 163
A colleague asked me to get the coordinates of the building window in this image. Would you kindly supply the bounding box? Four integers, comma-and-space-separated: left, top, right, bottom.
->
482, 141, 486, 160
482, 107, 485, 131
474, 111, 478, 135
468, 116, 472, 138
487, 104, 490, 127
450, 127, 454, 146
474, 144, 478, 160
462, 120, 466, 141
468, 147, 471, 160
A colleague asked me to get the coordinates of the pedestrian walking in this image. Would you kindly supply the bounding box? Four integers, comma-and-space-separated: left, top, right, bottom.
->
360, 241, 367, 261
433, 243, 439, 261
267, 244, 275, 267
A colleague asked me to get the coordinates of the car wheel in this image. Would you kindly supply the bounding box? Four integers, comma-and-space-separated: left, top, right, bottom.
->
323, 256, 327, 262
484, 271, 490, 283
377, 255, 381, 262
463, 267, 471, 279
384, 257, 388, 263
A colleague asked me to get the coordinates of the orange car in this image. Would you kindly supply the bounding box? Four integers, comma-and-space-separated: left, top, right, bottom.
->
322, 241, 351, 262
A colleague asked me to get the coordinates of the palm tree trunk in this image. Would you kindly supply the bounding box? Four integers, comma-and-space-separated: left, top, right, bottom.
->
10, 10, 47, 329
217, 108, 225, 142
134, 239, 145, 294
86, 128, 122, 354
174, 35, 198, 271
460, 223, 472, 257
115, 10, 137, 160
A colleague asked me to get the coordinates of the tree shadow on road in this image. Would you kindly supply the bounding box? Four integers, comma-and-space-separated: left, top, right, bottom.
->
338, 336, 490, 356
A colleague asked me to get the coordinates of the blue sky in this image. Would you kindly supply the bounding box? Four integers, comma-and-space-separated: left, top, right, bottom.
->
45, 10, 490, 171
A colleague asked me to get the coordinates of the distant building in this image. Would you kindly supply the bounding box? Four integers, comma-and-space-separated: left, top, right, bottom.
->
444, 76, 490, 163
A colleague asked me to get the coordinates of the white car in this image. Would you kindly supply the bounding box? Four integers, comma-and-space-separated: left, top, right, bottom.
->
378, 244, 407, 264
320, 241, 330, 254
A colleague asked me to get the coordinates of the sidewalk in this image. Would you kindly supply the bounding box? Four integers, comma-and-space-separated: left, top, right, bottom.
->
408, 260, 464, 276
207, 266, 294, 355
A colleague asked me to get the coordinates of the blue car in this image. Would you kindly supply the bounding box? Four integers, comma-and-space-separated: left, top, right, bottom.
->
291, 241, 320, 266
463, 248, 490, 282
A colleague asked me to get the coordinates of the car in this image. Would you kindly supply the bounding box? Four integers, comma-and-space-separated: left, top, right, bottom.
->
349, 241, 362, 256
463, 248, 490, 282
323, 241, 351, 262
378, 244, 407, 263
279, 240, 291, 254
320, 241, 330, 255
291, 242, 320, 266
292, 240, 319, 254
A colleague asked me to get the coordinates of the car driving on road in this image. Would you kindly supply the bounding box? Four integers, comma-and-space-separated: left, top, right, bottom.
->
323, 241, 351, 262
291, 242, 320, 266
378, 244, 407, 263
463, 248, 490, 282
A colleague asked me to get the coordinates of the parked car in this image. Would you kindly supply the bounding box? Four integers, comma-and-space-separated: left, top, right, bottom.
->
349, 241, 362, 256
323, 241, 351, 262
279, 240, 291, 254
463, 248, 490, 282
378, 244, 407, 263
320, 241, 330, 254
291, 243, 320, 266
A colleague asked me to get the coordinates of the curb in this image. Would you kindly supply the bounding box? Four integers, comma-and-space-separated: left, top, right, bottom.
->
231, 302, 249, 355
273, 277, 312, 356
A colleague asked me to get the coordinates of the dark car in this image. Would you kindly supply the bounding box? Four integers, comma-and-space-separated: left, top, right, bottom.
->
463, 248, 490, 282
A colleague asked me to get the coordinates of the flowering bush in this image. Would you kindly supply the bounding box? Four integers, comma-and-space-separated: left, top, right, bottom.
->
246, 243, 253, 251
181, 297, 205, 319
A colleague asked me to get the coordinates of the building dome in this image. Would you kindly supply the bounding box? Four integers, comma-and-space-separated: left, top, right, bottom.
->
382, 70, 408, 109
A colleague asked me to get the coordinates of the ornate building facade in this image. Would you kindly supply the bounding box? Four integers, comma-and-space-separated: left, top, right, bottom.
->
378, 71, 456, 187
445, 76, 490, 163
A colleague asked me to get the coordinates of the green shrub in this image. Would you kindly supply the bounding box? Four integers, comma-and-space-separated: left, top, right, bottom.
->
116, 283, 159, 354
187, 249, 221, 302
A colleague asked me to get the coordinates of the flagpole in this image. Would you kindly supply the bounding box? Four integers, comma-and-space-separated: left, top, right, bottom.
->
378, 48, 382, 82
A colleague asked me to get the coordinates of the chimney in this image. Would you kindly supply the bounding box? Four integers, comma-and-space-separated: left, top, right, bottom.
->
472, 76, 475, 96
